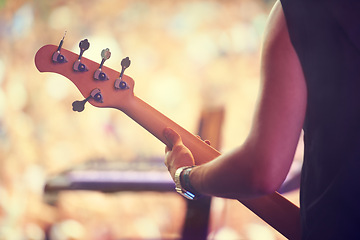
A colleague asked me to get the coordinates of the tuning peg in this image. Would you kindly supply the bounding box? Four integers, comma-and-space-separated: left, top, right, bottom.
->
72, 88, 103, 112
114, 57, 131, 90
119, 57, 131, 78
94, 48, 111, 81
52, 31, 68, 63
73, 39, 89, 72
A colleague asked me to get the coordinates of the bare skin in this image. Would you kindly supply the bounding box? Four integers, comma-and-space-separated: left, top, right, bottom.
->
164, 0, 307, 200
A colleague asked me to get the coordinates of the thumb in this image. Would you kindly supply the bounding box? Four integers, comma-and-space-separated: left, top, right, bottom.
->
163, 127, 182, 149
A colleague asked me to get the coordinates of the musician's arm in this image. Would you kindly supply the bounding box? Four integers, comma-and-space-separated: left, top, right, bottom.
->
165, 0, 307, 199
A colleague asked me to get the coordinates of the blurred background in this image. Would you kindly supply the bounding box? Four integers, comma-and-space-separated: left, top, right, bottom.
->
0, 0, 302, 239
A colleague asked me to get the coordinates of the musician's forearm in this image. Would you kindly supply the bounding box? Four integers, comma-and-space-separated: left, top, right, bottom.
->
189, 143, 291, 199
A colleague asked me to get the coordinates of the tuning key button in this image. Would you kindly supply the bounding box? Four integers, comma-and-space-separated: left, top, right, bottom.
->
73, 39, 89, 72
72, 88, 103, 112
52, 32, 68, 63
101, 48, 111, 61
90, 88, 103, 103
94, 48, 111, 81
72, 96, 90, 112
119, 57, 131, 79
93, 70, 108, 81
114, 78, 129, 90
52, 52, 67, 63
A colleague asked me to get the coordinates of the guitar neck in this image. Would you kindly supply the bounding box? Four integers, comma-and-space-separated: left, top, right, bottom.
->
114, 95, 301, 240
118, 96, 221, 165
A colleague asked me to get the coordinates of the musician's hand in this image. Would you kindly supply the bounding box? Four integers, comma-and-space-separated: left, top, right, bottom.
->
163, 127, 195, 180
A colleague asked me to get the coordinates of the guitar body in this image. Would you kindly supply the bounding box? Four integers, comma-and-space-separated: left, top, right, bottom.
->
35, 43, 301, 239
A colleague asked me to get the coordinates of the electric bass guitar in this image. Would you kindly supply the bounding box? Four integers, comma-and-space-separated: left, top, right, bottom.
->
35, 37, 301, 239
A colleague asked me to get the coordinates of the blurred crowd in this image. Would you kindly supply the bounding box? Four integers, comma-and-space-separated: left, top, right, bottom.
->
0, 0, 302, 239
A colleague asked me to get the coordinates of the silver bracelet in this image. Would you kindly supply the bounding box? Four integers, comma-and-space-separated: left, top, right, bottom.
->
174, 166, 199, 200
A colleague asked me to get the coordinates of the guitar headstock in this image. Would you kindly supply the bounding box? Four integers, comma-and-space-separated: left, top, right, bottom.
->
34, 35, 135, 112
